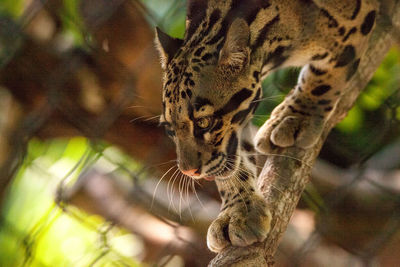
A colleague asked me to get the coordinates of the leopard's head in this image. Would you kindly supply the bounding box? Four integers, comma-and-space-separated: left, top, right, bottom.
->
155, 19, 261, 180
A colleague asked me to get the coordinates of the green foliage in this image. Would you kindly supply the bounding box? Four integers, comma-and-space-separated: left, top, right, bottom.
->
0, 0, 24, 18
142, 0, 186, 38
60, 0, 88, 47
336, 104, 364, 133
337, 47, 400, 133
0, 0, 89, 48
0, 138, 142, 266
253, 68, 299, 126
330, 46, 400, 156
397, 106, 400, 121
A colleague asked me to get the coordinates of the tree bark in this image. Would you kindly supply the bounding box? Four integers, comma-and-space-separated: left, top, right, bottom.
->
210, 1, 400, 266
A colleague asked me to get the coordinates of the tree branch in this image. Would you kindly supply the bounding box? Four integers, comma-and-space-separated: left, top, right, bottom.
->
210, 1, 400, 265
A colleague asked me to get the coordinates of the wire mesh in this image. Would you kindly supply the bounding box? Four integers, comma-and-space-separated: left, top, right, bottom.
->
0, 0, 399, 266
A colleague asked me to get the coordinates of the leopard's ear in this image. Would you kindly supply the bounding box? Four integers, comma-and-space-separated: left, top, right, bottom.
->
218, 19, 250, 74
155, 27, 183, 69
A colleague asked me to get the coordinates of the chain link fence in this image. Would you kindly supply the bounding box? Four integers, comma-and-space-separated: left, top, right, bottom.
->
0, 0, 399, 266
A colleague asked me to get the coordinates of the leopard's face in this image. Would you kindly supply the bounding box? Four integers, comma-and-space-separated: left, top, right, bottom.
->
160, 52, 261, 180
155, 19, 259, 180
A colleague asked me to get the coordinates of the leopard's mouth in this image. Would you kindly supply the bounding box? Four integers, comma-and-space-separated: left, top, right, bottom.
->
186, 166, 234, 181
203, 176, 215, 181
185, 153, 241, 181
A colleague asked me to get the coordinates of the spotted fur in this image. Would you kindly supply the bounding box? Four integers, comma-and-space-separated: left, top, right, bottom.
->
155, 0, 378, 252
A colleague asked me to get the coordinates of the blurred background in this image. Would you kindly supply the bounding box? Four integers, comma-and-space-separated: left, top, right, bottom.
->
0, 0, 399, 266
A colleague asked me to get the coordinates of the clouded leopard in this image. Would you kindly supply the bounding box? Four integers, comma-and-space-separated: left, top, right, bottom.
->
155, 0, 378, 252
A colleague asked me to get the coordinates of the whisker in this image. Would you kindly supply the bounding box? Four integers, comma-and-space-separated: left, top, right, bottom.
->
185, 176, 195, 221
168, 168, 180, 212
233, 173, 249, 212
229, 152, 311, 171
174, 172, 183, 214
225, 162, 253, 197
146, 159, 177, 170
252, 118, 269, 124
226, 157, 263, 170
237, 153, 312, 169
193, 178, 202, 187
130, 115, 151, 124
178, 173, 184, 220
251, 95, 285, 103
127, 105, 148, 109
144, 115, 161, 122
227, 175, 249, 213
252, 114, 271, 118
130, 114, 161, 124
222, 179, 230, 206
152, 165, 176, 210
191, 179, 205, 209
225, 159, 285, 196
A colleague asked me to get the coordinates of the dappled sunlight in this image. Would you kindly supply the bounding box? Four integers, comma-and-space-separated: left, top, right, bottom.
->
0, 138, 142, 266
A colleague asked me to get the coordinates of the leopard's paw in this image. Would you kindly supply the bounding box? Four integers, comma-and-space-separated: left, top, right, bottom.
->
206, 195, 271, 252
254, 101, 325, 154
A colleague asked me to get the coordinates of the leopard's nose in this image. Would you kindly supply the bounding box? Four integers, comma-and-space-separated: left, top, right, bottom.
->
181, 168, 201, 176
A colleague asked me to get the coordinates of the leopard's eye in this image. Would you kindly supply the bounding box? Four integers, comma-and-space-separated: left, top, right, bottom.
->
196, 117, 212, 129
